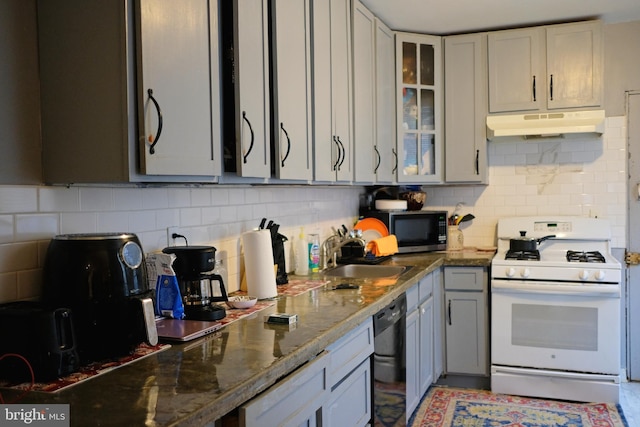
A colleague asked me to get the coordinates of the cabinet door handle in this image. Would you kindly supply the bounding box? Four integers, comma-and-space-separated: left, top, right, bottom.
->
549, 74, 554, 101
280, 123, 291, 167
146, 89, 163, 155
336, 136, 346, 170
532, 75, 536, 102
447, 299, 452, 325
374, 145, 381, 173
392, 148, 398, 173
332, 136, 341, 171
242, 111, 255, 164
475, 149, 479, 175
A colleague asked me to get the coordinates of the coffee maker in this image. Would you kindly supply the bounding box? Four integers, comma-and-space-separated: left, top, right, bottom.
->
162, 245, 227, 321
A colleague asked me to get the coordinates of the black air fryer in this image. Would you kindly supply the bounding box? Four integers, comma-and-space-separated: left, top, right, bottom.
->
43, 233, 157, 364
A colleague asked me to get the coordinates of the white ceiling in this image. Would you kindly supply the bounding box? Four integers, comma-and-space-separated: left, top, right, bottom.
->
360, 0, 640, 35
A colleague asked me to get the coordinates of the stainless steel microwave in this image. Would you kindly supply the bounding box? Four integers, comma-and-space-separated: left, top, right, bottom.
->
360, 210, 448, 253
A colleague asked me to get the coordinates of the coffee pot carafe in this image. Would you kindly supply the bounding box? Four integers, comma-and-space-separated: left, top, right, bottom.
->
162, 245, 227, 321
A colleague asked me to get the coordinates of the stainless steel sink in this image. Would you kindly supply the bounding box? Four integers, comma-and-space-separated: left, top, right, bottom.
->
321, 264, 407, 279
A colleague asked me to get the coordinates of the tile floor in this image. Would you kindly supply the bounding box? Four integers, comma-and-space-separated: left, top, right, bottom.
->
620, 381, 640, 426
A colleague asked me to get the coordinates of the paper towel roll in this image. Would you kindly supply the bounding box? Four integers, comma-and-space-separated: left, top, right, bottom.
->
242, 230, 278, 299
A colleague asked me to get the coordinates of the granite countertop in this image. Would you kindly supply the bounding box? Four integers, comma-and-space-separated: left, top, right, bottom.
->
9, 250, 493, 426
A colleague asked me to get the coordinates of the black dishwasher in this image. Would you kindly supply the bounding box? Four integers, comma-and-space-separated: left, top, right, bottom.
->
372, 293, 407, 427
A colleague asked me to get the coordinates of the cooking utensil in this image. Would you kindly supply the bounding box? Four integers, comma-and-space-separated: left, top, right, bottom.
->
509, 232, 556, 252
457, 213, 475, 225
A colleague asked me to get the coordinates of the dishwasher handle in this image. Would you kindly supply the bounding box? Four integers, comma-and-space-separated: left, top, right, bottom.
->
373, 293, 406, 336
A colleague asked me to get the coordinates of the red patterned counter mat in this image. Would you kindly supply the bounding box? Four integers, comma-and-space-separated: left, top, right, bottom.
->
0, 343, 171, 394
233, 278, 328, 298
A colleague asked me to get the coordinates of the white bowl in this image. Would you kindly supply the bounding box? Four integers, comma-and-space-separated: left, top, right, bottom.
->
375, 199, 407, 211
227, 295, 258, 309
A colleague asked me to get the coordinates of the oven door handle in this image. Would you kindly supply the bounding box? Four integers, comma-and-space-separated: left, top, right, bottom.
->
491, 281, 621, 298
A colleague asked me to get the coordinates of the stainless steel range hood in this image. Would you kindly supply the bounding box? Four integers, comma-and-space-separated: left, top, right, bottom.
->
486, 110, 605, 140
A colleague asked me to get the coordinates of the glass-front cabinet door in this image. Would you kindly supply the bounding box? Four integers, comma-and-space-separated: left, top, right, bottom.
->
396, 33, 443, 183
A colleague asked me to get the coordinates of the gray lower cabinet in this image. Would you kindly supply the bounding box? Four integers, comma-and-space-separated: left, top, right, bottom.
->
406, 272, 435, 420
239, 318, 374, 427
239, 351, 329, 426
443, 266, 489, 376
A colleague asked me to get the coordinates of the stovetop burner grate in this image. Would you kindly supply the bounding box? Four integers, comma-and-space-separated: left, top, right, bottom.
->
505, 250, 540, 261
566, 250, 606, 263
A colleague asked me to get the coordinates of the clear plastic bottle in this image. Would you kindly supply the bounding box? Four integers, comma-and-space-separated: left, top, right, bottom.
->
308, 233, 320, 272
294, 228, 309, 275
211, 257, 228, 297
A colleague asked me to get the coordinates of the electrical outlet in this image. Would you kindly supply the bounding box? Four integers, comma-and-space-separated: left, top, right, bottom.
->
167, 227, 182, 246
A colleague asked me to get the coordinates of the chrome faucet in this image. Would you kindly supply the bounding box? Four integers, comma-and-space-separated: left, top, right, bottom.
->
321, 235, 366, 270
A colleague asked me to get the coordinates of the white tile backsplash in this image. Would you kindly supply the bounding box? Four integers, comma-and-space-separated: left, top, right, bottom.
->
0, 185, 361, 303
0, 116, 628, 304
427, 115, 627, 248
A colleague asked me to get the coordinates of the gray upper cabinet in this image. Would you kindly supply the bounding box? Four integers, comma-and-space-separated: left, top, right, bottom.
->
312, 0, 354, 183
374, 17, 397, 184
270, 0, 313, 181
222, 0, 271, 179
488, 20, 603, 113
352, 0, 377, 183
0, 1, 41, 184
38, 0, 222, 184
395, 33, 444, 184
444, 33, 488, 184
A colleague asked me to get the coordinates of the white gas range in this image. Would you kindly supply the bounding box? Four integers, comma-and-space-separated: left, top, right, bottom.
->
490, 216, 622, 403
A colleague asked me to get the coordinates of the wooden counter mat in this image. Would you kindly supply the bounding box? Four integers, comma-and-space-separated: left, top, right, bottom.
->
0, 342, 171, 394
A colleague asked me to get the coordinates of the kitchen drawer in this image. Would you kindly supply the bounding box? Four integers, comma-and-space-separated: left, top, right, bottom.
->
239, 351, 329, 427
324, 358, 372, 427
326, 317, 374, 387
444, 267, 486, 291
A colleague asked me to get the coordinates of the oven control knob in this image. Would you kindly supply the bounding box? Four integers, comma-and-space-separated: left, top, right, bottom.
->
506, 267, 516, 278
579, 270, 590, 280
595, 270, 606, 281
520, 268, 530, 278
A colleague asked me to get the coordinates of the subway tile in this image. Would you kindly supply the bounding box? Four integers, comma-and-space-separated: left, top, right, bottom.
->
191, 188, 212, 206
0, 272, 18, 303
142, 188, 170, 210
79, 187, 114, 211
15, 214, 59, 241
39, 186, 80, 212
113, 187, 144, 210
156, 209, 181, 230
167, 188, 191, 208
180, 207, 203, 226
17, 269, 42, 300
0, 242, 39, 273
0, 215, 14, 244
60, 212, 98, 234
0, 187, 38, 213
97, 211, 130, 232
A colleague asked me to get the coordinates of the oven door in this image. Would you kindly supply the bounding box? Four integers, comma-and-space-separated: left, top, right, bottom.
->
491, 280, 620, 375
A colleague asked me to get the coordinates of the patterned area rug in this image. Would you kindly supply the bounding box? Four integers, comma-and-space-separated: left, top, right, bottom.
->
410, 386, 629, 427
